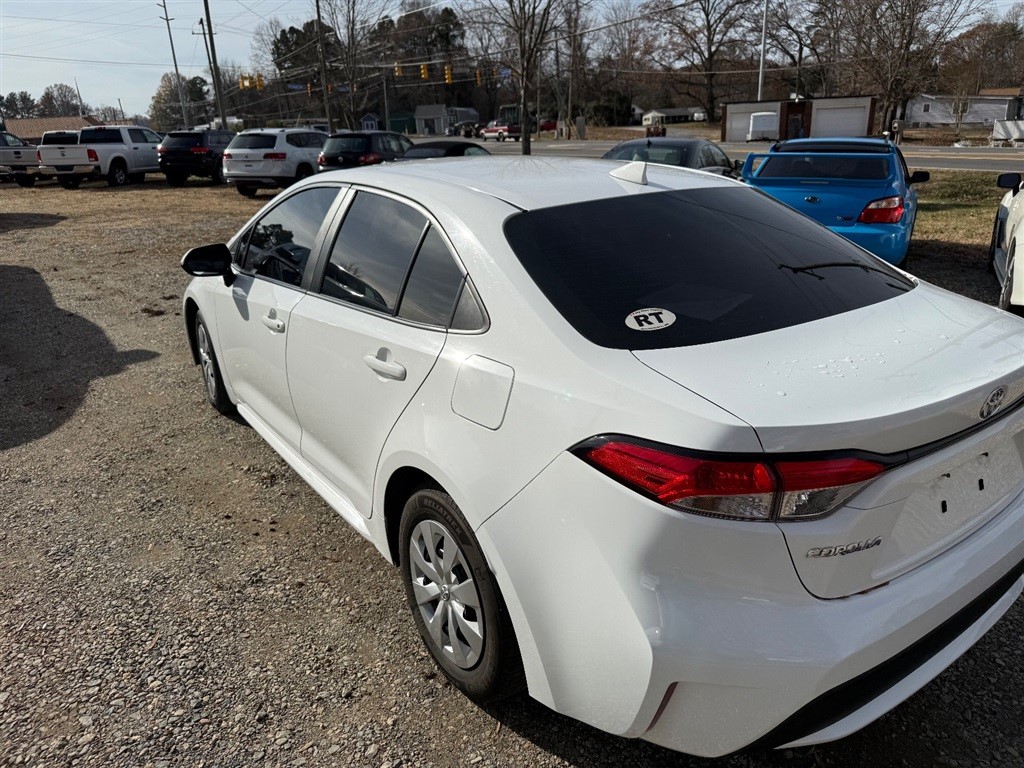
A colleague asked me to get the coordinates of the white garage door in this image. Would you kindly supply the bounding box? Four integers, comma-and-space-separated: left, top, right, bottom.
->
812, 106, 869, 137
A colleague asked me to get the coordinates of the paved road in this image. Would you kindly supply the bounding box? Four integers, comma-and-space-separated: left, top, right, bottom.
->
485, 137, 1024, 172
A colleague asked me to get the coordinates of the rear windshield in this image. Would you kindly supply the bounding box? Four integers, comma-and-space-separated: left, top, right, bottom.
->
403, 147, 445, 158
324, 136, 370, 154
80, 128, 124, 144
503, 187, 914, 350
162, 133, 203, 148
41, 132, 77, 145
228, 134, 277, 150
605, 144, 689, 166
755, 154, 891, 180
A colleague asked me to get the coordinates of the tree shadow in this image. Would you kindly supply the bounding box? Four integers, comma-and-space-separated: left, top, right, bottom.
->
0, 265, 157, 450
0, 213, 67, 233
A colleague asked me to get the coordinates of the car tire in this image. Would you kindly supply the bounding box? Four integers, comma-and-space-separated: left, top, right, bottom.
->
107, 161, 128, 187
57, 176, 82, 190
236, 183, 257, 197
14, 175, 36, 188
210, 164, 224, 185
166, 172, 187, 187
399, 488, 525, 704
498, 133, 505, 142
294, 164, 313, 184
194, 311, 234, 414
998, 241, 1024, 318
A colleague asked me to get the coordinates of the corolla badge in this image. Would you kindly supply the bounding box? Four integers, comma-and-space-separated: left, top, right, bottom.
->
980, 386, 1006, 420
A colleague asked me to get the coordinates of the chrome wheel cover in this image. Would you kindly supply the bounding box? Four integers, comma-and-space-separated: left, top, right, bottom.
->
408, 519, 484, 669
196, 322, 218, 402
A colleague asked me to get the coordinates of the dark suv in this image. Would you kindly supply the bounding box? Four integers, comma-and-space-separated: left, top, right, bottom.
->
158, 130, 234, 186
316, 131, 414, 171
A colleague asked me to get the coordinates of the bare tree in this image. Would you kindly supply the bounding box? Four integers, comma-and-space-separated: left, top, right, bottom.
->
322, 0, 391, 129
473, 0, 560, 154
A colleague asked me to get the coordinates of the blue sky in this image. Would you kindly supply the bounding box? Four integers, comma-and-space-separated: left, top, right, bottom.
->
0, 0, 315, 116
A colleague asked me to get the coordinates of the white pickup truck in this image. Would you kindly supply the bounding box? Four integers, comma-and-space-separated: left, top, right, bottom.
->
0, 131, 44, 187
38, 125, 163, 188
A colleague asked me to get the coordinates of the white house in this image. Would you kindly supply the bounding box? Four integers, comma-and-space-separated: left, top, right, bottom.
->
904, 88, 1023, 127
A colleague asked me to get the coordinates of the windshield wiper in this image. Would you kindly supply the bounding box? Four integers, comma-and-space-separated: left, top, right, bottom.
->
780, 261, 896, 278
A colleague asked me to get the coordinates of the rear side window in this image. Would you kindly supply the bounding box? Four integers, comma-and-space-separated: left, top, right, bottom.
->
503, 187, 914, 350
228, 134, 277, 150
756, 155, 891, 180
397, 227, 465, 326
321, 192, 427, 312
324, 136, 370, 154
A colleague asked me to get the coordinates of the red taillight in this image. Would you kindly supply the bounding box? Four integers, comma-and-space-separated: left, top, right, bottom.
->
358, 153, 383, 165
36, 150, 41, 163
578, 438, 886, 522
158, 145, 167, 154
190, 146, 211, 155
223, 152, 233, 159
263, 152, 287, 160
87, 148, 99, 162
317, 152, 326, 166
858, 196, 904, 224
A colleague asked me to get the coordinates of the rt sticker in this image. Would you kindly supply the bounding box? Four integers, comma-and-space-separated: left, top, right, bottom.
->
625, 308, 676, 331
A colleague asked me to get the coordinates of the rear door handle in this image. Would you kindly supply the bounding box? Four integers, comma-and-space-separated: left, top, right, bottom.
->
261, 314, 285, 332
364, 348, 406, 381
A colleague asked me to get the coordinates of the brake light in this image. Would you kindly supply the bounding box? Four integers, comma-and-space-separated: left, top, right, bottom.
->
36, 150, 41, 163
223, 152, 232, 159
87, 149, 99, 162
158, 145, 167, 154
264, 152, 287, 160
577, 438, 885, 521
190, 146, 211, 155
358, 153, 383, 165
317, 152, 326, 166
858, 196, 904, 224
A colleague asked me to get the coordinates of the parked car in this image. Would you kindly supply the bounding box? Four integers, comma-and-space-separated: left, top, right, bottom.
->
398, 141, 491, 160
446, 121, 478, 138
479, 120, 520, 142
181, 156, 1024, 758
158, 129, 234, 186
38, 125, 163, 188
602, 137, 738, 175
741, 137, 929, 265
538, 118, 557, 132
0, 131, 42, 187
316, 131, 413, 172
223, 128, 327, 196
990, 171, 1024, 315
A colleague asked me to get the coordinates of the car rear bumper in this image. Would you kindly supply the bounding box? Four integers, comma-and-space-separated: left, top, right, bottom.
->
160, 159, 220, 175
224, 174, 284, 188
476, 451, 1024, 757
829, 221, 912, 265
40, 164, 98, 176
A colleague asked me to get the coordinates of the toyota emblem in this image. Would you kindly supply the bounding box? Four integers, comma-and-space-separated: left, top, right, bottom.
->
980, 386, 1006, 419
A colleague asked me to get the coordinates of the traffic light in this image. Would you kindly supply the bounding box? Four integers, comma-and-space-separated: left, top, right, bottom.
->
239, 75, 251, 89
256, 73, 264, 91
444, 65, 452, 84
475, 69, 482, 86
420, 63, 428, 80
306, 82, 313, 97
394, 63, 403, 77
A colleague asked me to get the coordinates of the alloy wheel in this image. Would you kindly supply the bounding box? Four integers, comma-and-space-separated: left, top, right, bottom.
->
197, 322, 218, 402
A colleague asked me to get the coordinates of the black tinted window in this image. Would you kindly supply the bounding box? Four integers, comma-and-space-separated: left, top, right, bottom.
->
324, 136, 370, 153
398, 227, 464, 326
161, 133, 202, 149
605, 143, 689, 166
321, 192, 426, 312
243, 187, 340, 287
229, 134, 277, 150
80, 129, 123, 144
756, 155, 891, 180
503, 187, 914, 350
404, 147, 445, 159
41, 132, 77, 145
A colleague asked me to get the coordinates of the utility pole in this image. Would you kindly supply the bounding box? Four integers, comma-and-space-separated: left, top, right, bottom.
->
202, 0, 229, 130
757, 0, 769, 101
382, 72, 390, 132
195, 19, 215, 126
158, 0, 189, 128
118, 98, 127, 122
73, 78, 85, 116
314, 0, 334, 132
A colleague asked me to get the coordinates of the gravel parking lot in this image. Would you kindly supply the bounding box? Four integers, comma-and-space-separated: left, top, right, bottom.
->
1, 175, 1021, 768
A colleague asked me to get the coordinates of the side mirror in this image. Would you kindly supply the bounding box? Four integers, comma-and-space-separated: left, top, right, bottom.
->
181, 243, 234, 285
997, 172, 1022, 192
908, 170, 930, 185
732, 158, 744, 171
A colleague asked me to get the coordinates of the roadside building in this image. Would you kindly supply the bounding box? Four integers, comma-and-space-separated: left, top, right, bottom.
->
904, 88, 1024, 127
4, 115, 101, 144
721, 96, 877, 142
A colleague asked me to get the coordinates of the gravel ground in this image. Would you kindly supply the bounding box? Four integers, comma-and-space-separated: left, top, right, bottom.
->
0, 176, 1021, 768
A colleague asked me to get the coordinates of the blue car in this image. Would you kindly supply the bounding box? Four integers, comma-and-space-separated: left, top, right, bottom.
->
741, 138, 930, 265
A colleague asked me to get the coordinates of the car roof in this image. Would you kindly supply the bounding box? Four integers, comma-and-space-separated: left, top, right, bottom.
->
411, 140, 478, 149
327, 131, 398, 138
610, 138, 705, 149
773, 137, 893, 153
313, 156, 734, 211
241, 127, 322, 134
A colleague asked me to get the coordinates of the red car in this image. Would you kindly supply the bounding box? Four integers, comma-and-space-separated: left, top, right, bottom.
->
480, 120, 521, 142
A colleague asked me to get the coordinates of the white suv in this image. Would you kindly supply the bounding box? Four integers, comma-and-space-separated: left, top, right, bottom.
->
223, 128, 327, 197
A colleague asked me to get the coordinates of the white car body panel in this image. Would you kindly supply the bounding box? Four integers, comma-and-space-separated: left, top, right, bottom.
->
182, 157, 1024, 758
994, 181, 1024, 306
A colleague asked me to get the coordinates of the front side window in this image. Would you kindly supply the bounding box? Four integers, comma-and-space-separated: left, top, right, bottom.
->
242, 187, 340, 287
320, 192, 427, 312
503, 187, 914, 350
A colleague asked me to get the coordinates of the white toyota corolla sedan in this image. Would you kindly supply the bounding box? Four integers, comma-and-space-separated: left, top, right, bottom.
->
181, 157, 1024, 757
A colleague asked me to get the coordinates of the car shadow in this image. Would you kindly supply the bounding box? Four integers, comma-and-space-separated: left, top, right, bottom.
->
0, 265, 157, 450
0, 213, 67, 233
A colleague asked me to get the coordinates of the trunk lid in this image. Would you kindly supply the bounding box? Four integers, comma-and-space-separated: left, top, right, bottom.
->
633, 284, 1024, 597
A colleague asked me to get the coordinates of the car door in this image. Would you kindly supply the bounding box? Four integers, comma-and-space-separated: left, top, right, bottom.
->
213, 185, 343, 449
287, 189, 466, 517
0, 132, 30, 170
